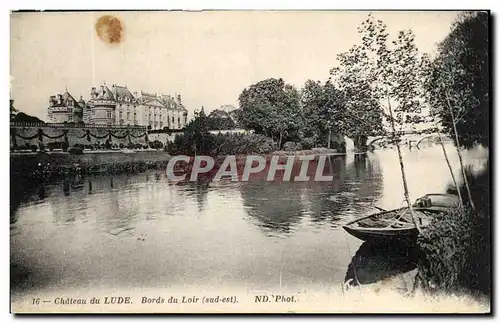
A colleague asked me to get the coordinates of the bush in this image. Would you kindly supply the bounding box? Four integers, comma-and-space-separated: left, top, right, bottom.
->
417, 208, 472, 292
210, 133, 276, 155
417, 197, 490, 297
169, 132, 277, 156
283, 141, 303, 151
148, 140, 164, 149
68, 146, 84, 155
119, 143, 125, 149
47, 142, 65, 151
301, 137, 316, 150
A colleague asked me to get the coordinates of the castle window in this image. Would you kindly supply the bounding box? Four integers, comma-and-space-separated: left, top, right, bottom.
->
107, 111, 112, 119
134, 112, 137, 120
127, 112, 130, 120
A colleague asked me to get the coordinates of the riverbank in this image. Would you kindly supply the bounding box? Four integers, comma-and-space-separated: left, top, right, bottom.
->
10, 150, 172, 174
272, 147, 346, 156
10, 148, 351, 176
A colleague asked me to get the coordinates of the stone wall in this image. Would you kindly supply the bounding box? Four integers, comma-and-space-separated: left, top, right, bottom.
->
10, 123, 149, 150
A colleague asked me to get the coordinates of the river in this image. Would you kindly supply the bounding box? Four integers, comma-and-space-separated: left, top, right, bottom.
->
10, 144, 488, 300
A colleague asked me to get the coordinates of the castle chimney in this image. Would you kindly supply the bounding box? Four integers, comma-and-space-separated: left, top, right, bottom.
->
133, 92, 137, 98
57, 94, 62, 104
177, 94, 182, 104
100, 85, 104, 93
91, 87, 97, 99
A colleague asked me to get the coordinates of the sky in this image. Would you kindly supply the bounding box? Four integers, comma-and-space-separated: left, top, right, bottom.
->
10, 10, 461, 121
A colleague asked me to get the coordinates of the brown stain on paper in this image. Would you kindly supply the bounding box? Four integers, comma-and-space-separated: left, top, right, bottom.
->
95, 15, 124, 44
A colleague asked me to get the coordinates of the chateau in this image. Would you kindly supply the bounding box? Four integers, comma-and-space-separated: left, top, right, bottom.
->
47, 91, 85, 124
47, 83, 188, 129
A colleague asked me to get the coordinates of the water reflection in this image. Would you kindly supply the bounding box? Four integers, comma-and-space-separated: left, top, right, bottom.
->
344, 241, 418, 286
240, 155, 384, 234
10, 146, 489, 295
240, 181, 304, 235
344, 242, 418, 285
182, 179, 210, 212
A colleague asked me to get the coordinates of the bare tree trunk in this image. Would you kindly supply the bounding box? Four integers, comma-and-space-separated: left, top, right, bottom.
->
327, 128, 331, 149
387, 95, 421, 233
278, 131, 283, 149
445, 92, 476, 211
435, 126, 464, 210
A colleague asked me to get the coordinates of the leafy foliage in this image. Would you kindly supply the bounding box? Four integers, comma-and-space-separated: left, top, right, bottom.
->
171, 132, 276, 156
181, 107, 211, 154
282, 141, 303, 152
11, 112, 44, 123
210, 133, 276, 155
417, 207, 474, 292
332, 14, 427, 138
301, 80, 347, 148
10, 100, 18, 121
206, 109, 236, 130
418, 161, 490, 296
238, 78, 303, 147
423, 11, 489, 148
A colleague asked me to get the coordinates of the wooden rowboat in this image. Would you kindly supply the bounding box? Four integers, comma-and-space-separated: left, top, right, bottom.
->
342, 194, 460, 242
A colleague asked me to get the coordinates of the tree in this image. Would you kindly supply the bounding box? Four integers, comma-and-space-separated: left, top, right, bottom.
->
238, 78, 303, 147
11, 112, 44, 123
424, 11, 489, 211
10, 100, 18, 121
425, 11, 489, 149
183, 107, 211, 154
329, 62, 384, 150
333, 14, 427, 230
301, 79, 347, 148
207, 109, 236, 130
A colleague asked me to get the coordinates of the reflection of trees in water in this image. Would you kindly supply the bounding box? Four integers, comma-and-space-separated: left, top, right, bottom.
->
239, 155, 384, 234
105, 190, 138, 232
344, 241, 418, 286
10, 177, 43, 225
240, 181, 304, 235
309, 155, 384, 224
183, 178, 211, 212
307, 156, 348, 224
345, 154, 384, 198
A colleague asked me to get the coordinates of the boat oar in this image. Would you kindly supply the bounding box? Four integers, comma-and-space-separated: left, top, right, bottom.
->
374, 206, 387, 212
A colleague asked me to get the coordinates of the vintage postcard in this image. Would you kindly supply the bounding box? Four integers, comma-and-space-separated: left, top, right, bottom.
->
9, 10, 490, 314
